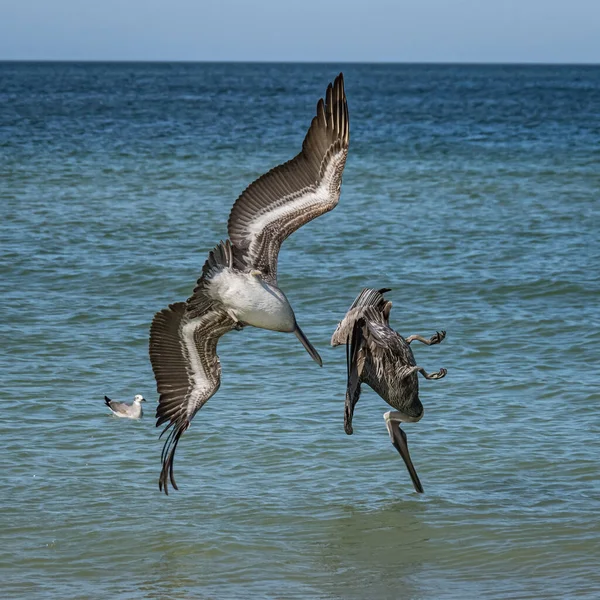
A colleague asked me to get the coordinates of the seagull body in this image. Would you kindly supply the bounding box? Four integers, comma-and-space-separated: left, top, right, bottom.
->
104, 394, 146, 419
331, 288, 447, 493
150, 73, 349, 493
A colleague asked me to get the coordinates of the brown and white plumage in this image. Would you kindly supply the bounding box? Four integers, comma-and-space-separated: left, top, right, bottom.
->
332, 288, 447, 493
150, 243, 237, 494
330, 287, 392, 348
150, 74, 349, 494
228, 73, 349, 284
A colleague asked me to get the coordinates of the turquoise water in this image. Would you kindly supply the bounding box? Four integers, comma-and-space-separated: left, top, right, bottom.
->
1, 62, 599, 598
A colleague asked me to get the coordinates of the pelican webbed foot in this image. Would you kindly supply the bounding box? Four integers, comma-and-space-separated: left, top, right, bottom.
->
417, 367, 447, 380
400, 365, 447, 381
406, 330, 446, 346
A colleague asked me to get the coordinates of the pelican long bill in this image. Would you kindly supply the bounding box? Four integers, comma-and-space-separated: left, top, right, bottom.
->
387, 419, 424, 494
293, 322, 323, 367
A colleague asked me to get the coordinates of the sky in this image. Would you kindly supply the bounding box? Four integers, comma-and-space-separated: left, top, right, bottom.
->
1, 0, 599, 63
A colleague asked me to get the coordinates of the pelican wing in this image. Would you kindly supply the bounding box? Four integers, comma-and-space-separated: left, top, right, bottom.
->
150, 302, 236, 494
361, 314, 417, 382
331, 288, 391, 346
150, 241, 240, 494
349, 287, 392, 311
227, 73, 349, 283
344, 317, 366, 435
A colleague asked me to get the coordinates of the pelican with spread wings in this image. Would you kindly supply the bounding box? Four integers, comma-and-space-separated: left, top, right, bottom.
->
331, 288, 447, 493
150, 74, 349, 493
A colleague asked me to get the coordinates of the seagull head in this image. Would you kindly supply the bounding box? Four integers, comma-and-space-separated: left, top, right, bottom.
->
133, 395, 146, 404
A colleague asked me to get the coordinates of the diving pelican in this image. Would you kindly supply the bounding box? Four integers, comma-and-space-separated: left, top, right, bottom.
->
150, 73, 349, 493
331, 288, 447, 493
104, 394, 146, 419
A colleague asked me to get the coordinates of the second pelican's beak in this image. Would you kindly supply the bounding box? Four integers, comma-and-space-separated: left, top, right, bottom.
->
385, 416, 424, 493
293, 322, 323, 367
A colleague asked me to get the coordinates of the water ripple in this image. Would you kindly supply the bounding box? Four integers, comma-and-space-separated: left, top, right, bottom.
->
1, 62, 600, 599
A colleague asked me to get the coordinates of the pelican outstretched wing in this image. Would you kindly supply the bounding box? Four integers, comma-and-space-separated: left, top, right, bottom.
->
150, 302, 235, 494
227, 73, 349, 284
150, 242, 237, 494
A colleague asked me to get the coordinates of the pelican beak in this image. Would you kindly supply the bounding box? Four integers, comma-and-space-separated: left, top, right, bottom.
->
385, 416, 424, 493
293, 322, 323, 366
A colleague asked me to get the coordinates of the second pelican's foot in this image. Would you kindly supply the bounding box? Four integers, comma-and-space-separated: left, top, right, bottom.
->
429, 367, 447, 380
406, 331, 446, 346
416, 367, 447, 380
430, 330, 446, 345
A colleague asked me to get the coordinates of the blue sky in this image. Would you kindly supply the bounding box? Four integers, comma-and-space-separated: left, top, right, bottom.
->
1, 0, 599, 62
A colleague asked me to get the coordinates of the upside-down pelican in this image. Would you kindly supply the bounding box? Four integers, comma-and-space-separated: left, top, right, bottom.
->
150, 74, 349, 493
331, 288, 447, 493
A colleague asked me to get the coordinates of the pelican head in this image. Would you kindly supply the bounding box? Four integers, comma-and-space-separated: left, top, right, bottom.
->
384, 411, 424, 493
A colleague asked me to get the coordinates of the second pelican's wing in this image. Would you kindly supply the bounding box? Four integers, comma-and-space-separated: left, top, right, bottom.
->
344, 317, 366, 435
331, 288, 391, 346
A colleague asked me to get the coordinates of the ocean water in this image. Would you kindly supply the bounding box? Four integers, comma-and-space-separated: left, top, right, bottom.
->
1, 62, 599, 599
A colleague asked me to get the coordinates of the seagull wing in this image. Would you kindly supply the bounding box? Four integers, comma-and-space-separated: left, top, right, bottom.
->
227, 73, 349, 283
104, 396, 128, 413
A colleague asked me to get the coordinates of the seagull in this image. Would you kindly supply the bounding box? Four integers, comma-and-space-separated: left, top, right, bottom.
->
331, 288, 447, 493
150, 73, 349, 494
104, 394, 146, 419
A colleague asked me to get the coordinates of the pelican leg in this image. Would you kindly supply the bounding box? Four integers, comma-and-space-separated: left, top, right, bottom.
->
406, 330, 446, 346
383, 411, 424, 493
396, 365, 447, 381
416, 367, 447, 380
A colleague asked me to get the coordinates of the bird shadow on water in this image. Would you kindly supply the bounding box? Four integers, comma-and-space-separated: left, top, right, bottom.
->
123, 494, 435, 600
311, 498, 433, 599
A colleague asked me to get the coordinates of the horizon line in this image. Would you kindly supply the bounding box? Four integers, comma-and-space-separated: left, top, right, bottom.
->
1, 59, 599, 67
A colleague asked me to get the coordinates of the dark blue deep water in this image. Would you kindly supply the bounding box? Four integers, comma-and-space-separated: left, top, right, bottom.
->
1, 62, 599, 599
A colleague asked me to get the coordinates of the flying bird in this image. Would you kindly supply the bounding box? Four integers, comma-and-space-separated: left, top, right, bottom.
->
331, 288, 447, 493
150, 73, 349, 494
104, 394, 146, 419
